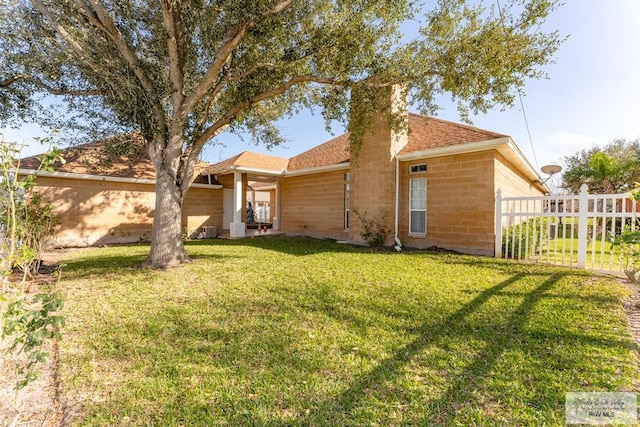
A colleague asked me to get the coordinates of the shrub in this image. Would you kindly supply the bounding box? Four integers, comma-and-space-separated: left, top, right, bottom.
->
0, 136, 65, 390
354, 210, 389, 248
502, 217, 549, 259
612, 184, 640, 284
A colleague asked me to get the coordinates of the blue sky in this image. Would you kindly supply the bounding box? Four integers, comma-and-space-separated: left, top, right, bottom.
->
3, 0, 640, 179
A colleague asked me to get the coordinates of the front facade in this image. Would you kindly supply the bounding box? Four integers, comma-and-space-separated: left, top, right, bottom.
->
206, 98, 545, 255
21, 95, 545, 255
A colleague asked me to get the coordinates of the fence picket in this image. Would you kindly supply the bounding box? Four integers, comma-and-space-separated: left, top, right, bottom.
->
496, 186, 638, 276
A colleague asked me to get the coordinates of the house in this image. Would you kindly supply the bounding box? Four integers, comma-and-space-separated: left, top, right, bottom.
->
207, 88, 546, 255
18, 133, 223, 247
20, 88, 546, 255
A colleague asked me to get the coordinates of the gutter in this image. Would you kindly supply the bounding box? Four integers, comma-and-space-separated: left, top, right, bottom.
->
395, 137, 511, 161
395, 136, 547, 193
18, 168, 223, 189
283, 162, 350, 177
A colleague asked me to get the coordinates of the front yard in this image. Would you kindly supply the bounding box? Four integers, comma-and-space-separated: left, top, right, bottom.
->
57, 237, 638, 425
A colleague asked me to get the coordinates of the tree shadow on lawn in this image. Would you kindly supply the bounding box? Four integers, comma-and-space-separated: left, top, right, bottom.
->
68, 259, 638, 425
290, 271, 638, 426
61, 246, 238, 280
203, 235, 370, 256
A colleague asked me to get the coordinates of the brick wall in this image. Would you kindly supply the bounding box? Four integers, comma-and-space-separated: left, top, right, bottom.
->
399, 151, 497, 255
280, 170, 349, 240
27, 175, 222, 247
269, 189, 276, 223
494, 152, 544, 198
348, 114, 399, 244
182, 186, 224, 238
347, 86, 408, 244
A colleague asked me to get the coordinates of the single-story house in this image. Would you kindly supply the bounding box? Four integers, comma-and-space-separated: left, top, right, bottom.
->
20, 90, 546, 255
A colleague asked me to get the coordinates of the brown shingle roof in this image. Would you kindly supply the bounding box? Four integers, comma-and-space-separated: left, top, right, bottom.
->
26, 114, 507, 180
20, 133, 211, 181
206, 151, 288, 174
286, 113, 507, 171
399, 114, 507, 154
287, 133, 350, 171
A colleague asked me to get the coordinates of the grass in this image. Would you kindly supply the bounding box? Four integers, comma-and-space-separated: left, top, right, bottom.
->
57, 237, 639, 426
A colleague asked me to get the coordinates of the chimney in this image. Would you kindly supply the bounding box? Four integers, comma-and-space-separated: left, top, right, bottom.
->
348, 84, 408, 245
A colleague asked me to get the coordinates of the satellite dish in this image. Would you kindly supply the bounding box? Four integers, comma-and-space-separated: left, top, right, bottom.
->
541, 164, 562, 175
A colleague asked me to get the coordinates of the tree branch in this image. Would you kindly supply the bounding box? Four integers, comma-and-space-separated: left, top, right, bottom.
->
191, 74, 347, 154
179, 0, 294, 121
179, 21, 253, 119
32, 79, 103, 96
85, 1, 156, 98
30, 0, 104, 74
82, 0, 167, 133
160, 0, 185, 113
0, 74, 29, 88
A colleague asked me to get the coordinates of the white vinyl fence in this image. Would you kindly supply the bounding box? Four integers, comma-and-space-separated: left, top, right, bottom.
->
495, 184, 639, 275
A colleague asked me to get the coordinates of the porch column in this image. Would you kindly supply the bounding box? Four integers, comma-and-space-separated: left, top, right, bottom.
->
274, 178, 281, 230
230, 171, 246, 238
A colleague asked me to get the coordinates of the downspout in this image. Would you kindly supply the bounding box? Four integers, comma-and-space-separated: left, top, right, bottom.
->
394, 157, 402, 251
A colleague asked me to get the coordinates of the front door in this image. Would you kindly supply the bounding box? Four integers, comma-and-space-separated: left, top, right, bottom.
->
223, 189, 233, 230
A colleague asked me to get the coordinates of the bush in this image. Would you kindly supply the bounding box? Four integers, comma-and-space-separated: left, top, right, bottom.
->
354, 210, 389, 248
14, 193, 60, 277
612, 184, 640, 284
0, 136, 65, 390
502, 217, 549, 259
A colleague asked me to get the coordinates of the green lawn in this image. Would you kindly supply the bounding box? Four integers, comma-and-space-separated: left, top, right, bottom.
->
58, 237, 639, 426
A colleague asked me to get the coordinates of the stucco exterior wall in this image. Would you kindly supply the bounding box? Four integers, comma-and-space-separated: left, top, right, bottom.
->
279, 170, 349, 240
27, 175, 221, 247
398, 151, 497, 255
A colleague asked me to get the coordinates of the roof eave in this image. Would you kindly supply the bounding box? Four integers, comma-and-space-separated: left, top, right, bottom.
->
395, 137, 548, 193
18, 168, 223, 189
235, 166, 286, 177
283, 162, 350, 177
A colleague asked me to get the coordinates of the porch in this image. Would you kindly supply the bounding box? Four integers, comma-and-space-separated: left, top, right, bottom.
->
202, 151, 288, 239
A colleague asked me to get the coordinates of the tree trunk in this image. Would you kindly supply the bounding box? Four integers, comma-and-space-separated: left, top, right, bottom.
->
144, 164, 190, 268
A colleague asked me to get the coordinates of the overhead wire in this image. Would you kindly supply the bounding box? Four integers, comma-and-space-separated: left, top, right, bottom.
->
495, 0, 541, 173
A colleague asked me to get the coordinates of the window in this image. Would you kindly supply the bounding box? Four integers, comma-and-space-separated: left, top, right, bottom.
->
409, 178, 426, 234
344, 172, 350, 230
410, 164, 427, 174
344, 183, 350, 230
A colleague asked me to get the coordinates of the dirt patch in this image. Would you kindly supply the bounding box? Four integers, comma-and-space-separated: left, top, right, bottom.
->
620, 280, 640, 391
622, 283, 640, 346
0, 340, 63, 427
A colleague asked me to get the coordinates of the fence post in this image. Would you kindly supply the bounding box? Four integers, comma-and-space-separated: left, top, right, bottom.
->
577, 184, 589, 269
495, 189, 502, 258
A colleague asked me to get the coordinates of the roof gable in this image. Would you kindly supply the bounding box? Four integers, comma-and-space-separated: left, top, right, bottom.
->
20, 133, 212, 181
287, 133, 350, 171
399, 114, 507, 154
285, 113, 507, 171
20, 133, 157, 179
206, 151, 289, 174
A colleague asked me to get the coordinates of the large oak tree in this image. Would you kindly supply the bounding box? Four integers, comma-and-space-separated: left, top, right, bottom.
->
0, 0, 562, 267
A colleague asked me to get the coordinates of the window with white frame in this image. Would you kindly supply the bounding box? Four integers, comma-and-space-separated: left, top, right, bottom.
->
344, 173, 350, 230
409, 177, 426, 234
410, 164, 427, 174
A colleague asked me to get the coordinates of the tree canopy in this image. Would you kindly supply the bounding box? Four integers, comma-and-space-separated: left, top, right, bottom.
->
0, 0, 564, 267
562, 139, 640, 194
